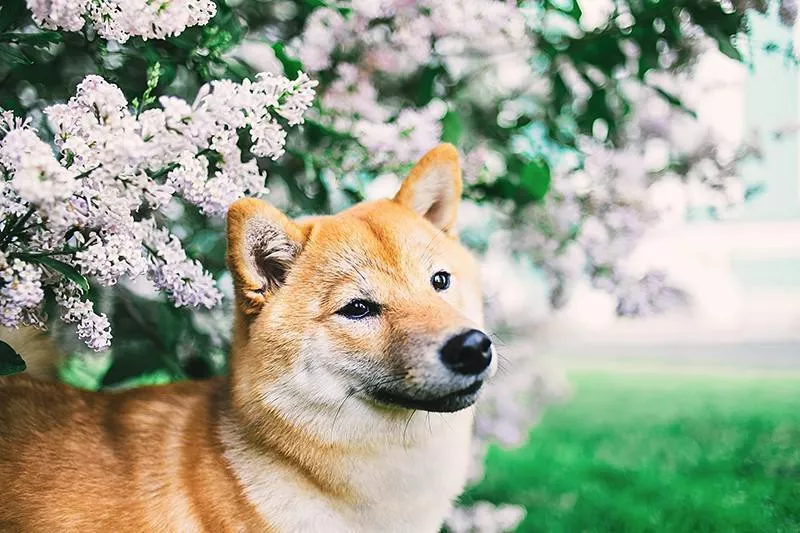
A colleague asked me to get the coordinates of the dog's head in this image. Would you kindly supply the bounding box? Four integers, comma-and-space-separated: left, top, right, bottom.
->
226, 144, 494, 416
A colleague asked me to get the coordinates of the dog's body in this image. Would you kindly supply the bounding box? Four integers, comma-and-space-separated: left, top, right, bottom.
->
0, 375, 473, 532
0, 145, 493, 532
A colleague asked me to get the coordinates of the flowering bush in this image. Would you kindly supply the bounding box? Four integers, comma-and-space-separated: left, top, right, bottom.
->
1, 71, 315, 350
0, 0, 788, 530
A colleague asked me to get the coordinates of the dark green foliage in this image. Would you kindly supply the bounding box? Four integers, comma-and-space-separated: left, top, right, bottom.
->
0, 339, 25, 376
17, 255, 89, 293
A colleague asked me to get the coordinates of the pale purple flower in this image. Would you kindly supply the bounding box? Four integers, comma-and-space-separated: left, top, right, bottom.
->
445, 502, 526, 533
143, 222, 222, 309
275, 73, 318, 126
0, 256, 45, 328
74, 232, 147, 286
0, 70, 313, 350
28, 0, 216, 43
26, 0, 88, 32
54, 284, 112, 351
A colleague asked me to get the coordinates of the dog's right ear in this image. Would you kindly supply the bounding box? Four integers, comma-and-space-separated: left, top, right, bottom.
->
226, 198, 307, 314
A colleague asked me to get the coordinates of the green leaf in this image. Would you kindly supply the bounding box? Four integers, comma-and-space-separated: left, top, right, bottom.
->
441, 111, 463, 145
415, 65, 441, 106
305, 119, 357, 142
708, 28, 743, 62
272, 43, 303, 77
304, 0, 329, 8
744, 183, 765, 201
58, 352, 111, 390
548, 0, 582, 21
0, 43, 31, 66
0, 31, 62, 45
520, 159, 551, 202
20, 255, 89, 292
652, 87, 698, 118
155, 305, 181, 351
101, 339, 166, 387
0, 340, 26, 376
225, 57, 254, 82
0, 0, 27, 32
112, 369, 173, 389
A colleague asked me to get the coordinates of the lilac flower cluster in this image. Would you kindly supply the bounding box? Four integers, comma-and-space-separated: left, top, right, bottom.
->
495, 79, 758, 317
291, 0, 532, 170
0, 71, 315, 350
26, 0, 216, 42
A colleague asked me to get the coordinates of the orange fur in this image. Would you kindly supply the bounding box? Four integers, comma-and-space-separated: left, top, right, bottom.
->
0, 144, 489, 532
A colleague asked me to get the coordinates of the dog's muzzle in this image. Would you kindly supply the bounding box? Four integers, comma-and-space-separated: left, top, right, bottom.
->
367, 329, 493, 413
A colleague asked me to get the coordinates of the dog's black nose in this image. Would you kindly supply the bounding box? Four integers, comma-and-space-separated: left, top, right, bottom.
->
440, 329, 492, 375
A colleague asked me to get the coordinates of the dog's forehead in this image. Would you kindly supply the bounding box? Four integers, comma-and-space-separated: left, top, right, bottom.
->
299, 200, 446, 274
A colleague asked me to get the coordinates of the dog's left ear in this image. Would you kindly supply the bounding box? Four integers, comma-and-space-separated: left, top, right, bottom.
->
394, 143, 463, 236
226, 198, 308, 314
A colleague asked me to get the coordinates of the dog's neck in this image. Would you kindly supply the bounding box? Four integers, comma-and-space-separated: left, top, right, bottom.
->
217, 372, 474, 532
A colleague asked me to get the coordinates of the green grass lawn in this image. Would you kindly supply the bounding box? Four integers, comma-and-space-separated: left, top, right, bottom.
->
465, 368, 800, 533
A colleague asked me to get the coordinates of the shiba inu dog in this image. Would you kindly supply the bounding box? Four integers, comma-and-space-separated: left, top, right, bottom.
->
0, 144, 495, 532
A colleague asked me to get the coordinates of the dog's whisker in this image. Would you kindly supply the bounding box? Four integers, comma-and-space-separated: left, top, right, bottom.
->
493, 351, 515, 375
330, 387, 359, 438
330, 373, 411, 438
402, 410, 417, 448
486, 330, 509, 347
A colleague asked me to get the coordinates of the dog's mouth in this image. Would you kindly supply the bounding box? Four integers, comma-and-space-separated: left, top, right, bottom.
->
369, 380, 484, 413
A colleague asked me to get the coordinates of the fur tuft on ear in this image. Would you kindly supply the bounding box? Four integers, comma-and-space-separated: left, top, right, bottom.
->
393, 143, 463, 235
226, 198, 307, 314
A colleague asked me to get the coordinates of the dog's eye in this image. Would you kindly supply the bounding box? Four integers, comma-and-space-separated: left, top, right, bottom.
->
431, 271, 451, 291
336, 299, 380, 320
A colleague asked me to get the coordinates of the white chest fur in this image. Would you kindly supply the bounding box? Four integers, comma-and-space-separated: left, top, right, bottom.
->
219, 408, 474, 533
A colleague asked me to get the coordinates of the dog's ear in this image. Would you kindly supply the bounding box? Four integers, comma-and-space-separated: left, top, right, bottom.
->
226, 198, 307, 314
394, 143, 463, 236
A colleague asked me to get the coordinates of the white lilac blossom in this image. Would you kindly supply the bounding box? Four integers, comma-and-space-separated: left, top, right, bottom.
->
501, 76, 758, 315
444, 502, 526, 533
142, 221, 221, 309
319, 62, 447, 167
0, 72, 315, 349
26, 0, 217, 42
730, 0, 797, 26
54, 284, 112, 351
290, 0, 531, 168
354, 102, 447, 166
0, 255, 45, 329
614, 270, 689, 317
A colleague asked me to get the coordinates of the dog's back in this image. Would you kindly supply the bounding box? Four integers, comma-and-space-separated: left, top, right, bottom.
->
0, 375, 269, 532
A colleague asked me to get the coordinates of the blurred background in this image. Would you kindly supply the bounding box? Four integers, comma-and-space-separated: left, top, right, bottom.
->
464, 7, 800, 531
1, 0, 799, 531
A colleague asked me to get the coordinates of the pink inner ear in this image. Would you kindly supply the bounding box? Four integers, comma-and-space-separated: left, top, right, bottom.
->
403, 163, 460, 232
426, 198, 448, 226
393, 144, 463, 232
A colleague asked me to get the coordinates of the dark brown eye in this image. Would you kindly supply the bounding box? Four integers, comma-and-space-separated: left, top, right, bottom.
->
336, 299, 380, 320
431, 271, 451, 291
